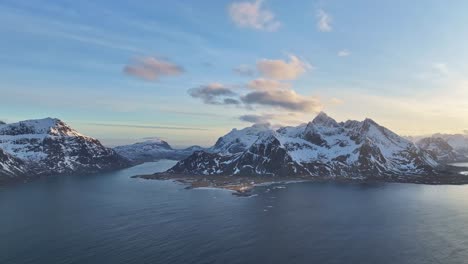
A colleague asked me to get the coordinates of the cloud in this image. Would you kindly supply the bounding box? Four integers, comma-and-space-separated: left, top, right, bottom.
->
247, 78, 291, 90
239, 114, 273, 124
463, 130, 468, 135
124, 57, 184, 81
241, 89, 322, 112
228, 0, 281, 31
233, 64, 256, 76
257, 55, 310, 80
431, 63, 449, 76
188, 83, 239, 105
317, 9, 332, 32
223, 98, 241, 105
338, 49, 350, 57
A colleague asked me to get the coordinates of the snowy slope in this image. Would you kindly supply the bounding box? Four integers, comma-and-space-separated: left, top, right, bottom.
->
0, 148, 26, 183
416, 137, 468, 163
168, 112, 439, 178
432, 133, 468, 156
0, 118, 130, 178
114, 138, 204, 163
208, 123, 271, 155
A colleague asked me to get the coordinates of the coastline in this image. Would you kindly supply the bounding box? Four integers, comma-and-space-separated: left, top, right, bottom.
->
132, 169, 468, 196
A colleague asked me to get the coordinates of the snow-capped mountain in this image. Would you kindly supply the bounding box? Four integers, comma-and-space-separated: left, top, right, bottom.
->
168, 112, 439, 179
208, 123, 271, 155
416, 137, 468, 163
114, 138, 204, 163
0, 118, 129, 182
0, 148, 26, 183
432, 133, 468, 156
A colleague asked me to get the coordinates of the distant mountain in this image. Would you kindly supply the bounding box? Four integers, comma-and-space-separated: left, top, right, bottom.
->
114, 138, 204, 164
416, 137, 468, 163
0, 118, 130, 183
168, 112, 439, 179
432, 133, 468, 156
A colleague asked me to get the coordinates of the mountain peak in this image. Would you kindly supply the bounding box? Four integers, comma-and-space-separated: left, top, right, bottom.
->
311, 112, 338, 127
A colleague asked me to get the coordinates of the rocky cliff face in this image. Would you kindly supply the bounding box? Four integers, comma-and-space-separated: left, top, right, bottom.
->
168, 112, 439, 179
0, 118, 130, 183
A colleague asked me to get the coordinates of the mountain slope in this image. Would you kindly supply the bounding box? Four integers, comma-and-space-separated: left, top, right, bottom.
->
168, 112, 439, 179
0, 118, 130, 179
416, 137, 468, 163
0, 148, 26, 183
114, 138, 204, 163
432, 133, 468, 157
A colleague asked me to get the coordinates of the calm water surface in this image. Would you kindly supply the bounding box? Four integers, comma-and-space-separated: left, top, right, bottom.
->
1, 160, 468, 264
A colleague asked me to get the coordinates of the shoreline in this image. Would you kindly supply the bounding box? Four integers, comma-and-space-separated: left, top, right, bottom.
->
132, 170, 468, 196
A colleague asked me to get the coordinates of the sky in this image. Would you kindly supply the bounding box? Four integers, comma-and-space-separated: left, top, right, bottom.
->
1, 0, 468, 147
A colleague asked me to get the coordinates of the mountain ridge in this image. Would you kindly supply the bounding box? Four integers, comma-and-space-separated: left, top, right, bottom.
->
0, 118, 130, 184
167, 112, 441, 179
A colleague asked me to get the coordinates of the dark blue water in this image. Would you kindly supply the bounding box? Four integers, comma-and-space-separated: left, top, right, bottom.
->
1, 161, 468, 264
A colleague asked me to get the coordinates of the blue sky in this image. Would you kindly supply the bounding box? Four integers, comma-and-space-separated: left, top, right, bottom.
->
1, 0, 468, 147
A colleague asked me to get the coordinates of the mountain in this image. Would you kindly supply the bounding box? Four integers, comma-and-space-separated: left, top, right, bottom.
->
209, 123, 271, 155
114, 138, 204, 163
432, 133, 468, 156
168, 112, 440, 179
416, 137, 468, 163
0, 148, 26, 184
0, 118, 130, 183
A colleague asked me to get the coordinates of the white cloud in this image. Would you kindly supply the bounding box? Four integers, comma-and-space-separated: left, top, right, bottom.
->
338, 49, 350, 57
257, 55, 310, 80
228, 0, 281, 31
317, 9, 332, 32
124, 57, 184, 81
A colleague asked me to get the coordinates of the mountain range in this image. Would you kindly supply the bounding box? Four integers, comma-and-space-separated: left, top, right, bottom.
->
0, 118, 129, 184
167, 112, 457, 180
2, 114, 467, 185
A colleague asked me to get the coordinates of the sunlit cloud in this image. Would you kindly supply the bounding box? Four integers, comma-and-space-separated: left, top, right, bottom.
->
317, 9, 332, 32
247, 78, 291, 90
123, 57, 184, 81
257, 55, 310, 80
228, 0, 281, 31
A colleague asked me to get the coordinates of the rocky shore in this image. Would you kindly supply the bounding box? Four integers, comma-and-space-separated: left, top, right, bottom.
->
132, 166, 468, 196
